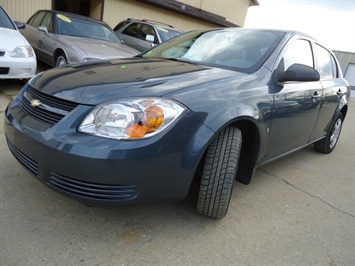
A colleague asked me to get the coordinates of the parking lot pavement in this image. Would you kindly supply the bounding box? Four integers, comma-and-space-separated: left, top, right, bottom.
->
1, 77, 354, 265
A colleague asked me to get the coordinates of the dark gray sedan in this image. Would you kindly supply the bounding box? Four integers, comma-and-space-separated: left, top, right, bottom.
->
20, 10, 139, 67
4, 28, 350, 218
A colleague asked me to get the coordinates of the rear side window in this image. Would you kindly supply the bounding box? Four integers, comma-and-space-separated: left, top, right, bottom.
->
315, 44, 337, 79
28, 11, 46, 27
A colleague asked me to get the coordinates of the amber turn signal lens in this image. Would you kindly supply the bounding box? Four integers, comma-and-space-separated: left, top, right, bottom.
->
144, 106, 164, 130
127, 124, 149, 138
126, 106, 164, 138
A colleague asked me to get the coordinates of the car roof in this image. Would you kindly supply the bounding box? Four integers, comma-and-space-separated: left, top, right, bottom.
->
209, 27, 315, 40
33, 9, 108, 26
124, 18, 176, 29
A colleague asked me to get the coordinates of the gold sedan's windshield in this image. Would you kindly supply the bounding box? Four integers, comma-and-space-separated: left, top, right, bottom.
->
57, 15, 120, 43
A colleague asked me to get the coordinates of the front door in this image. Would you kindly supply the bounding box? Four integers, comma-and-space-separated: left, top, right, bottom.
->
265, 38, 323, 161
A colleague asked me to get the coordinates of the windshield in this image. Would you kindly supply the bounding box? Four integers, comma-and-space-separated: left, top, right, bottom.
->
0, 7, 16, 30
144, 29, 284, 73
157, 26, 182, 42
57, 15, 121, 43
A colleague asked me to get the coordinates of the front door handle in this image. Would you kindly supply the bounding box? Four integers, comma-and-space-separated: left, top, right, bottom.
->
312, 91, 321, 101
337, 89, 344, 97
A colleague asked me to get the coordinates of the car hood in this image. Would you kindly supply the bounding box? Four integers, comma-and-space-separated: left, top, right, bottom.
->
61, 36, 140, 58
0, 27, 29, 51
30, 58, 246, 105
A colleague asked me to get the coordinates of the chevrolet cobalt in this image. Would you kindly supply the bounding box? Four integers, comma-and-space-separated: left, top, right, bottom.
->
5, 28, 350, 218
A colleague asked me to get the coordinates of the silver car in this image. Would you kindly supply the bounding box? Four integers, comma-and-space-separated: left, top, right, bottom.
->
20, 10, 139, 67
114, 18, 183, 52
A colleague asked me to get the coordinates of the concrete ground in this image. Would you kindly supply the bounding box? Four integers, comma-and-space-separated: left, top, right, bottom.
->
1, 69, 354, 265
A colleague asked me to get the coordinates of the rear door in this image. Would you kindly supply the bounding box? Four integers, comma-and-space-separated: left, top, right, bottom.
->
309, 43, 348, 141
265, 38, 323, 160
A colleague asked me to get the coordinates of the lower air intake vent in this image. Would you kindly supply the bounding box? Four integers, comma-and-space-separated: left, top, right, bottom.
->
47, 172, 138, 201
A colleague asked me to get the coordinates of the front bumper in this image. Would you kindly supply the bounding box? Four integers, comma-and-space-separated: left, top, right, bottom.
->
0, 55, 36, 79
4, 88, 213, 206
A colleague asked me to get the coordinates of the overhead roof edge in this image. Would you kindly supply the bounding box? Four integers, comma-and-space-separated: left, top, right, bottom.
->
250, 0, 260, 6
134, 0, 240, 27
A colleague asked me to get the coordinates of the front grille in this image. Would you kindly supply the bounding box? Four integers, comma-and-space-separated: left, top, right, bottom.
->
20, 86, 79, 125
47, 172, 139, 201
6, 137, 38, 176
0, 67, 9, 74
20, 96, 65, 124
27, 86, 78, 111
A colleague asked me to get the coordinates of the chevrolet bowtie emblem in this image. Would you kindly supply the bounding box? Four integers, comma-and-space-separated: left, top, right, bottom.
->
30, 99, 41, 107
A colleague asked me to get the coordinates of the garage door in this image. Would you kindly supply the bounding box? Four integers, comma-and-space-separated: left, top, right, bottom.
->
344, 63, 355, 88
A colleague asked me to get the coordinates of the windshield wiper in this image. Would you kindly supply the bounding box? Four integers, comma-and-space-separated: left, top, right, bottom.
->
160, 57, 197, 65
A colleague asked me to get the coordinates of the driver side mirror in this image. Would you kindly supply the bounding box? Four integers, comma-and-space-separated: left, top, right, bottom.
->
145, 34, 154, 43
38, 26, 48, 34
278, 63, 320, 82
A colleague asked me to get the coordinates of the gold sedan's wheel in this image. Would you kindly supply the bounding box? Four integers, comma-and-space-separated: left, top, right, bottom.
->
56, 53, 67, 67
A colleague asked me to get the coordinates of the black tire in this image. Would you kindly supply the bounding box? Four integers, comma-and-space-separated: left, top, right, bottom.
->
314, 113, 343, 154
196, 127, 242, 218
55, 53, 67, 67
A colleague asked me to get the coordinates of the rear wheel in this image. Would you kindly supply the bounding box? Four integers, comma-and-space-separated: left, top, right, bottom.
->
196, 127, 242, 218
314, 113, 343, 154
55, 53, 67, 67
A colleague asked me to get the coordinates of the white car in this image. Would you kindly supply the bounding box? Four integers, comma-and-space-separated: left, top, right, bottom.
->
0, 6, 36, 80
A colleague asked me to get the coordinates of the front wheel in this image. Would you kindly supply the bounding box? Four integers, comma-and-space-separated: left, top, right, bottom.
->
196, 127, 242, 218
55, 53, 67, 67
314, 113, 343, 154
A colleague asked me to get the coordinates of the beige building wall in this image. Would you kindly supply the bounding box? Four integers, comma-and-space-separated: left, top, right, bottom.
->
0, 0, 253, 29
180, 0, 251, 27
90, 0, 103, 20
0, 0, 51, 21
103, 0, 217, 31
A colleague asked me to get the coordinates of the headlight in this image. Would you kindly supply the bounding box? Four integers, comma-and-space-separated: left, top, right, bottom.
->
11, 46, 34, 57
79, 98, 186, 140
83, 58, 101, 62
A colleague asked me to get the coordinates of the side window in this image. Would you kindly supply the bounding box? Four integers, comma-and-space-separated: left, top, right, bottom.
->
122, 23, 140, 38
282, 39, 314, 71
27, 13, 37, 25
140, 24, 157, 42
315, 44, 337, 79
113, 21, 130, 31
41, 13, 54, 32
28, 12, 46, 28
